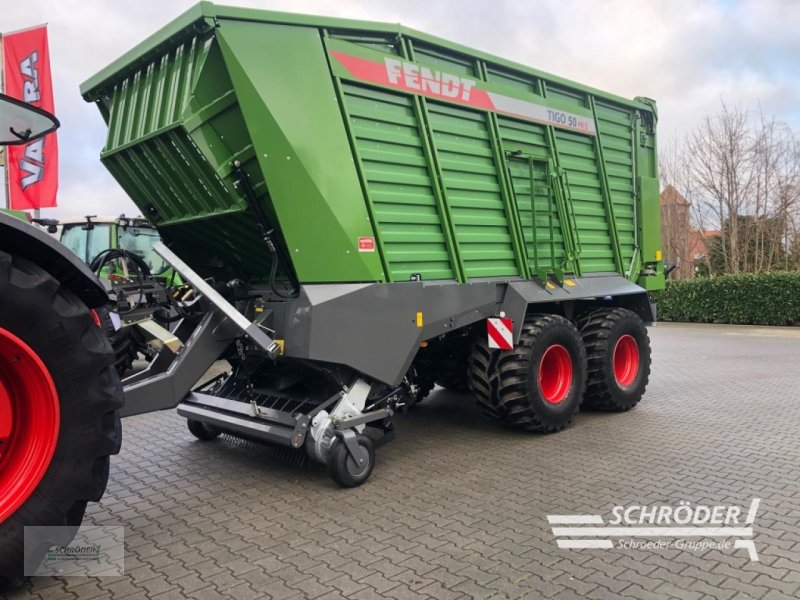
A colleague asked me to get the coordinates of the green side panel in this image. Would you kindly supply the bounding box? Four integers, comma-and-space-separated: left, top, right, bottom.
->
594, 100, 637, 265
98, 33, 278, 283
341, 82, 455, 281
215, 21, 383, 283
82, 3, 663, 288
426, 101, 520, 278
553, 128, 616, 272
497, 118, 566, 275
639, 175, 661, 263
95, 20, 384, 284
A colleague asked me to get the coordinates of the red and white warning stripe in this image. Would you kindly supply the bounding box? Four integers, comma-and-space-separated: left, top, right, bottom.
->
487, 317, 514, 350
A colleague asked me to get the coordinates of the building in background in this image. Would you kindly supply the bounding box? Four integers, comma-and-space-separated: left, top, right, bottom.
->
660, 185, 720, 279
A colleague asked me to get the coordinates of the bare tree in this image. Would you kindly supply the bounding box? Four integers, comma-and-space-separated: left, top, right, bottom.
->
660, 100, 800, 276
686, 102, 755, 274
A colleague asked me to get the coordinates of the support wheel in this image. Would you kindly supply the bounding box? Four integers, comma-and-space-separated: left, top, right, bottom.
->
187, 419, 221, 441
578, 308, 651, 411
327, 433, 374, 488
468, 314, 586, 432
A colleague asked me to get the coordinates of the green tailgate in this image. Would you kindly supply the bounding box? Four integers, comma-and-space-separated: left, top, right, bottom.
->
82, 2, 663, 290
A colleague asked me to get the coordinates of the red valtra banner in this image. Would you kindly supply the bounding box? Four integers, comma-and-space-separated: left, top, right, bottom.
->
3, 26, 58, 209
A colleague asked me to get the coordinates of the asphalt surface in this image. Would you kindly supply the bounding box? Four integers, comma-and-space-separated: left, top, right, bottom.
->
7, 323, 800, 600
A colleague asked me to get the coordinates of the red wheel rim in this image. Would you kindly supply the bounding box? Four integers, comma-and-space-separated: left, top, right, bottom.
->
0, 328, 60, 524
613, 334, 640, 389
538, 344, 573, 404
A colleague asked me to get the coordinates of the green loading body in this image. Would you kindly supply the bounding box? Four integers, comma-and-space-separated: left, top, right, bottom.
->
80, 2, 663, 292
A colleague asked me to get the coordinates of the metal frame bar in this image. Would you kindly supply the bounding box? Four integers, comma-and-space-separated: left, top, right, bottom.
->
334, 407, 392, 430
182, 392, 297, 427
121, 309, 236, 417
153, 241, 280, 357
176, 404, 294, 446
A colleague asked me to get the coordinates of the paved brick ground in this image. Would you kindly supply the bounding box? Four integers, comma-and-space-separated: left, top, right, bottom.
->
7, 323, 800, 600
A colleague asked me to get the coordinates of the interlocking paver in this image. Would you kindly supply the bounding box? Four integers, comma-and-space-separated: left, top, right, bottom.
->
5, 323, 800, 600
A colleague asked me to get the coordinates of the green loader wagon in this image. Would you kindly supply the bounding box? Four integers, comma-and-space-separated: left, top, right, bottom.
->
1, 4, 666, 582
78, 2, 664, 485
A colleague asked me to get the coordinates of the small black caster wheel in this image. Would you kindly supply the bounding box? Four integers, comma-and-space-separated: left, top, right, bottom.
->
328, 433, 375, 487
187, 419, 221, 441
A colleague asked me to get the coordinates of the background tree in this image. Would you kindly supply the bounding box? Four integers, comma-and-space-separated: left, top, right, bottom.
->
661, 100, 800, 276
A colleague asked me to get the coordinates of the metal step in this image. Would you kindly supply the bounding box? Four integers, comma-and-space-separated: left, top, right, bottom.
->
177, 392, 302, 448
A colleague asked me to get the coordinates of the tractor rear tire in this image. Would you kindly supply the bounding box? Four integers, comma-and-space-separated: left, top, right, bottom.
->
0, 252, 123, 588
578, 308, 651, 411
468, 314, 586, 432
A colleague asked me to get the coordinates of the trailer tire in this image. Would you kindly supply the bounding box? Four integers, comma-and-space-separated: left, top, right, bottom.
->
327, 434, 374, 488
0, 252, 123, 588
469, 314, 586, 432
467, 338, 501, 420
578, 308, 651, 411
187, 419, 221, 441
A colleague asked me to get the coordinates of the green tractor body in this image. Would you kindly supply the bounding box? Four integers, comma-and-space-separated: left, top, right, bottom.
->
58, 216, 173, 283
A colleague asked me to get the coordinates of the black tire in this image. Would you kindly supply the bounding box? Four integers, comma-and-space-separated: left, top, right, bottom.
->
95, 307, 144, 375
467, 337, 502, 420
578, 308, 651, 411
327, 434, 375, 488
187, 419, 221, 441
468, 314, 587, 432
0, 252, 123, 588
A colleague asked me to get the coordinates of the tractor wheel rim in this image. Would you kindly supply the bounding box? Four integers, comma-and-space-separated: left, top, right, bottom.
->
538, 344, 573, 404
613, 334, 640, 389
0, 328, 60, 524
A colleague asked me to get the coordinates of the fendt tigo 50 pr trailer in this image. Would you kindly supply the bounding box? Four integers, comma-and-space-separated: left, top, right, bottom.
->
81, 2, 664, 487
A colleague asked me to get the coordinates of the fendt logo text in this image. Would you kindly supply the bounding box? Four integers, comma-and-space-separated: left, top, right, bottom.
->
548, 498, 761, 561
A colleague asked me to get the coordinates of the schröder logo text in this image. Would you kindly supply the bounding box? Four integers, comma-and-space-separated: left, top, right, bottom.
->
609, 501, 746, 526
548, 498, 760, 561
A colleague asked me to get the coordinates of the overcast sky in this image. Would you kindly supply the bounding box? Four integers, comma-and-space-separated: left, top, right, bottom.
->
3, 0, 799, 217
